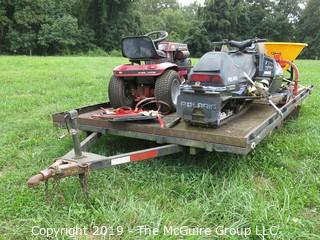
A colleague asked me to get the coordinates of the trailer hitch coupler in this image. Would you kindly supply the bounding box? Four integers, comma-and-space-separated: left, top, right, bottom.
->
27, 169, 54, 188
27, 160, 64, 188
27, 174, 45, 188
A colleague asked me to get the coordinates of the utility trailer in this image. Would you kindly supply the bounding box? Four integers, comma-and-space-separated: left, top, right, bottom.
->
27, 86, 312, 192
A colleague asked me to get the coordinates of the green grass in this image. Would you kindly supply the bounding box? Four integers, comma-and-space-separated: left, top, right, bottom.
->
0, 56, 319, 239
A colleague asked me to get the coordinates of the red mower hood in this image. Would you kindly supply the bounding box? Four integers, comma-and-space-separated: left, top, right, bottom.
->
113, 62, 177, 77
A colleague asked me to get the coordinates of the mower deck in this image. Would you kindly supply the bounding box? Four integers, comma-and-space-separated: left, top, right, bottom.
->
53, 86, 312, 155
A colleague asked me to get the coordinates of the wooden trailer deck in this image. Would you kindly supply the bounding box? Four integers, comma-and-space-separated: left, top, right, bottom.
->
52, 86, 312, 155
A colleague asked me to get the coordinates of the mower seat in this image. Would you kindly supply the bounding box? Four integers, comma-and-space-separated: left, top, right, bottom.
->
229, 39, 253, 50
121, 36, 166, 60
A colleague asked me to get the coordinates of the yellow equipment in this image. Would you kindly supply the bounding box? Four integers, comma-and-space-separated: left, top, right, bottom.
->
262, 42, 308, 70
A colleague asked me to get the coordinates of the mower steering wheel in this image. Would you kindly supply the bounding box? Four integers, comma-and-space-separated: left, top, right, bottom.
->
145, 31, 168, 44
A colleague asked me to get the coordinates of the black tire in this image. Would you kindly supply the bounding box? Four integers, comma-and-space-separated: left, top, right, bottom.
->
108, 75, 134, 108
154, 70, 180, 111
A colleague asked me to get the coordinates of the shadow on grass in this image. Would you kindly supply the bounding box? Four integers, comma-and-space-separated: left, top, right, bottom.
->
88, 134, 247, 171
34, 134, 250, 201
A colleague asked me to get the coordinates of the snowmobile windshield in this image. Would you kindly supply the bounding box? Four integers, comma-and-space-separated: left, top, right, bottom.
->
193, 52, 222, 72
193, 52, 256, 78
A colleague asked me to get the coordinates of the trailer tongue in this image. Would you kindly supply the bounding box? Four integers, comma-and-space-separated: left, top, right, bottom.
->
27, 86, 312, 192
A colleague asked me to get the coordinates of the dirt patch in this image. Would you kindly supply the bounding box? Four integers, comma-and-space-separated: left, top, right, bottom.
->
300, 206, 318, 219
253, 175, 275, 190
0, 166, 16, 178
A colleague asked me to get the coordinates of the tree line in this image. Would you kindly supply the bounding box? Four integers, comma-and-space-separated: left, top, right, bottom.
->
0, 0, 318, 58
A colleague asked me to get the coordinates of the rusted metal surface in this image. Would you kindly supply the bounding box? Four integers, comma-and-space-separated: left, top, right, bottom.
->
28, 160, 87, 187
27, 159, 66, 187
28, 139, 184, 188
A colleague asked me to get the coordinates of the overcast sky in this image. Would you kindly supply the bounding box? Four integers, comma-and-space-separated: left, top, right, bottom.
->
178, 0, 205, 6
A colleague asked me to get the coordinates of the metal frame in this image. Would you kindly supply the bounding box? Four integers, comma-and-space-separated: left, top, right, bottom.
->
27, 86, 312, 191
27, 110, 184, 191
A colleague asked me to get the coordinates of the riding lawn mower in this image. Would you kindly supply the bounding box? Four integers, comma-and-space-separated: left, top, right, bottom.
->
108, 31, 191, 112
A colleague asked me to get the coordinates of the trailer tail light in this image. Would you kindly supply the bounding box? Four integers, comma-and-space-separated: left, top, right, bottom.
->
190, 74, 222, 83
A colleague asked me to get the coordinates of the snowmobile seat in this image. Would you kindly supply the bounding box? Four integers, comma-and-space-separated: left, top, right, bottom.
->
229, 39, 253, 50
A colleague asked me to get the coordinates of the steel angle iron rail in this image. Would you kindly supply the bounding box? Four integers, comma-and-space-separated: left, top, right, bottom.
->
27, 110, 184, 190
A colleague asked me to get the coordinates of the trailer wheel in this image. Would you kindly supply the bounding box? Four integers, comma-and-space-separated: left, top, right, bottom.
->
155, 70, 180, 111
108, 75, 134, 108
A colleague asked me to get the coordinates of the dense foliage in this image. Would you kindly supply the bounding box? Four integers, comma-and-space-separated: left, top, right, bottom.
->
0, 0, 318, 58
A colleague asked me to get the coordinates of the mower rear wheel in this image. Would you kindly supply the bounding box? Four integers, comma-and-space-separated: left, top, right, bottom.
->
155, 70, 180, 111
108, 75, 134, 108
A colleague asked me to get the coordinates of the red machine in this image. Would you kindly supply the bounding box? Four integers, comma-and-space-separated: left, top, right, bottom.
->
108, 31, 192, 111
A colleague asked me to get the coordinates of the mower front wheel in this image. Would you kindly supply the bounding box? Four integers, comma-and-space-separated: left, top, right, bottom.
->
108, 75, 134, 108
155, 70, 180, 111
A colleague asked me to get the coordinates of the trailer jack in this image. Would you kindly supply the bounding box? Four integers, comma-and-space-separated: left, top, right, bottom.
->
27, 110, 184, 193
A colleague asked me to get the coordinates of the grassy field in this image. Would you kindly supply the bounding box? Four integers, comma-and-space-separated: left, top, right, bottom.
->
0, 56, 319, 239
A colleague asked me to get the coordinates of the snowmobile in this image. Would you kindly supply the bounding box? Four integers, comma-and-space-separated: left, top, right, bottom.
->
177, 38, 299, 127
